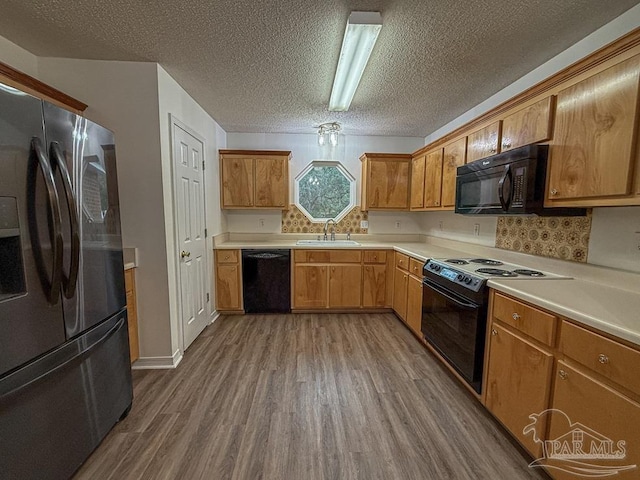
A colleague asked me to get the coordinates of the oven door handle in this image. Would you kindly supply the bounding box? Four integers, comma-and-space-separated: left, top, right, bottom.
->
498, 165, 512, 211
422, 278, 480, 310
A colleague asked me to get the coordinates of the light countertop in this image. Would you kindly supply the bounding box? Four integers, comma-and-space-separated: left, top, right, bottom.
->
214, 235, 640, 347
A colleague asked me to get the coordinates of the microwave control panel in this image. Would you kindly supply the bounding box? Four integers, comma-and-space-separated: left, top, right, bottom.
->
512, 167, 525, 206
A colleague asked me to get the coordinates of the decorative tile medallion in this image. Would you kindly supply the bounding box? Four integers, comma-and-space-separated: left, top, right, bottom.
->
495, 214, 592, 262
281, 204, 368, 234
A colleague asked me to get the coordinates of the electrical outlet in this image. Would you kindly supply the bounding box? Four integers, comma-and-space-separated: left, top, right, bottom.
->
636, 231, 640, 251
473, 223, 480, 236
259, 218, 265, 228
395, 221, 401, 229
360, 220, 369, 228
439, 221, 444, 231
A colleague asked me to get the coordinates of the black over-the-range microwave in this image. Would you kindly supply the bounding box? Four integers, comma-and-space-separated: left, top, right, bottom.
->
455, 144, 586, 216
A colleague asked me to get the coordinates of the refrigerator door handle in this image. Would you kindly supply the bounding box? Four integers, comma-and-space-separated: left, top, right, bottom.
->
0, 316, 125, 399
50, 141, 80, 298
29, 137, 63, 305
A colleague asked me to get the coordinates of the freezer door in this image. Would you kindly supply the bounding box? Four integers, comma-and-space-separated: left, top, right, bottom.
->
0, 86, 66, 377
43, 104, 126, 338
0, 309, 133, 480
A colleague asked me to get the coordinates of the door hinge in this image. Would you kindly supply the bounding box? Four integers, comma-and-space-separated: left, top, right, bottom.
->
202, 160, 205, 170
204, 228, 208, 238
207, 293, 210, 302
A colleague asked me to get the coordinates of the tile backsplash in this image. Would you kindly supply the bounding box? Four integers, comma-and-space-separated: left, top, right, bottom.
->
495, 214, 592, 262
282, 204, 368, 234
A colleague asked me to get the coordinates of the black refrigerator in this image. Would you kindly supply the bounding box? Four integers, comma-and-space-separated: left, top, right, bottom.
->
0, 83, 133, 479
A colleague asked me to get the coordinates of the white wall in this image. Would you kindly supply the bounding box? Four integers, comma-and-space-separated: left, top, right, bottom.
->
156, 65, 227, 355
225, 132, 424, 234
36, 58, 176, 360
420, 6, 640, 273
0, 35, 38, 77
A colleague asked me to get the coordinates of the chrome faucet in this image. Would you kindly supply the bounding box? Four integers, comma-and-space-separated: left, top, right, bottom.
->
323, 218, 336, 241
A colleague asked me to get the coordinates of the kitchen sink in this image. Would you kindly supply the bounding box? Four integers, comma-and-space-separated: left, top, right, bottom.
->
296, 240, 361, 246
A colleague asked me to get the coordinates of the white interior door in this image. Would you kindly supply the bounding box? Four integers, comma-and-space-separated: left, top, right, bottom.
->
173, 122, 209, 350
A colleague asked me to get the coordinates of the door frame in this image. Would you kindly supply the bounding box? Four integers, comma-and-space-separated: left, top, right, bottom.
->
169, 114, 211, 354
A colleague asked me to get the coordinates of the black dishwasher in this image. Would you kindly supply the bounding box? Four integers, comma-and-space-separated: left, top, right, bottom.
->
242, 250, 291, 313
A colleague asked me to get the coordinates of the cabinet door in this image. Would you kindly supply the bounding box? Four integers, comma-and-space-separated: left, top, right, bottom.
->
548, 56, 640, 201
293, 265, 327, 308
410, 155, 426, 209
501, 96, 554, 152
363, 265, 387, 307
216, 264, 242, 310
406, 275, 423, 335
255, 157, 287, 207
485, 323, 553, 457
329, 265, 362, 308
221, 157, 254, 207
424, 149, 443, 207
441, 138, 467, 207
467, 121, 501, 163
549, 361, 640, 480
368, 159, 410, 209
392, 267, 408, 321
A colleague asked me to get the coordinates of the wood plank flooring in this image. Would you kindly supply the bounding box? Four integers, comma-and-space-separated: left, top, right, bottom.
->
74, 313, 549, 480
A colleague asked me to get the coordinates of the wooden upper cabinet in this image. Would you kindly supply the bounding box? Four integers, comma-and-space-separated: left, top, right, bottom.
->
501, 96, 554, 152
410, 154, 426, 209
424, 149, 444, 208
221, 156, 253, 207
219, 150, 291, 209
467, 121, 501, 163
547, 56, 640, 203
441, 138, 466, 208
360, 153, 411, 210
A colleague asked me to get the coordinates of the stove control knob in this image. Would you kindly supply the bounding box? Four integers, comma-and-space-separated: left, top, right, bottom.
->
456, 274, 464, 281
429, 263, 436, 270
434, 265, 441, 272
464, 276, 473, 284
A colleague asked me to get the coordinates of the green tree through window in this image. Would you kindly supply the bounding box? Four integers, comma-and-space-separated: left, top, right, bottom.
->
295, 162, 355, 222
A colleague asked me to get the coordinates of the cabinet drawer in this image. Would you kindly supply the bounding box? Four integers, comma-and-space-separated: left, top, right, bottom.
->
329, 250, 361, 263
294, 250, 331, 263
395, 252, 409, 271
363, 250, 387, 264
492, 292, 557, 346
560, 320, 640, 397
217, 249, 240, 264
408, 257, 423, 277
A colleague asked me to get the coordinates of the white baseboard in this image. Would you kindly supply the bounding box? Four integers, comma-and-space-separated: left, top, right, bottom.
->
132, 348, 183, 370
210, 311, 221, 324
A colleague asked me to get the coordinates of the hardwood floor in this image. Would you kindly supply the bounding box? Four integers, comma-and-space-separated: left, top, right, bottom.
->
74, 313, 549, 480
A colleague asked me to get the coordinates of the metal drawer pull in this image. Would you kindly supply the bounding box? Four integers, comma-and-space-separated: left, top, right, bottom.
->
559, 370, 568, 380
512, 313, 520, 320
491, 329, 498, 336
598, 354, 609, 364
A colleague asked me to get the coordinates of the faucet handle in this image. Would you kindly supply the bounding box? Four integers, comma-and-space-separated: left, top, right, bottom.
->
347, 232, 351, 240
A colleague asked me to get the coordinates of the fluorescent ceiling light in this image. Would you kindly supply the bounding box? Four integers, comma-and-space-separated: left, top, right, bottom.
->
329, 11, 382, 112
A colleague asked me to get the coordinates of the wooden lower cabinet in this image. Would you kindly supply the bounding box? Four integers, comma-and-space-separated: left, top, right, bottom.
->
485, 323, 553, 457
124, 268, 139, 364
393, 267, 408, 321
293, 265, 328, 308
548, 361, 640, 480
329, 265, 362, 308
362, 265, 387, 307
215, 250, 243, 312
406, 275, 423, 336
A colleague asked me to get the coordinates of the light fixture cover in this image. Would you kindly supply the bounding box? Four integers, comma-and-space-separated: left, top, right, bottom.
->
317, 122, 341, 147
329, 12, 382, 112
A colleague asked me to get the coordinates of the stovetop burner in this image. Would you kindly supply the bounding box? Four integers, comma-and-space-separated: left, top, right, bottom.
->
445, 259, 469, 265
475, 268, 518, 277
512, 269, 545, 277
470, 258, 503, 266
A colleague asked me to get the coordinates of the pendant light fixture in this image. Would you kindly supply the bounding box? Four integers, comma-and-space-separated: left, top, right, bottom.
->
317, 122, 341, 146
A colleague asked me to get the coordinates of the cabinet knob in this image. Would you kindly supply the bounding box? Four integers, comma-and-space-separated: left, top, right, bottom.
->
490, 147, 497, 153
598, 354, 609, 364
491, 329, 498, 336
550, 189, 558, 196
512, 313, 520, 320
435, 201, 439, 206
559, 369, 568, 380
373, 255, 377, 260
502, 142, 512, 149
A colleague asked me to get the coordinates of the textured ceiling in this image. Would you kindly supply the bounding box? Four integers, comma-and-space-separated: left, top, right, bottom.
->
0, 0, 638, 136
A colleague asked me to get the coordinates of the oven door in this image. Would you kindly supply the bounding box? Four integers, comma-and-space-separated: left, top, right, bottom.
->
421, 277, 487, 393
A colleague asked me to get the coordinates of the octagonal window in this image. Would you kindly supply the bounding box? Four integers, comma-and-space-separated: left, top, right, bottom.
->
295, 161, 355, 222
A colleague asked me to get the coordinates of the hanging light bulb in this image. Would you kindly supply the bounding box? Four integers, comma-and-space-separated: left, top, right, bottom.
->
318, 129, 326, 146
329, 130, 338, 147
